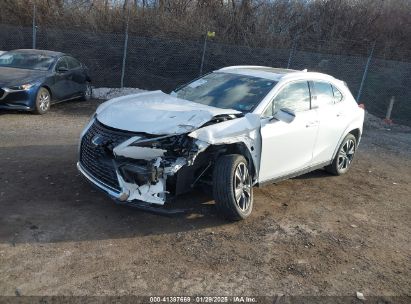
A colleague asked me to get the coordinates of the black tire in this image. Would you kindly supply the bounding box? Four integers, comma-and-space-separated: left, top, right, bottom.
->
326, 133, 357, 175
33, 87, 51, 115
213, 154, 253, 221
82, 81, 92, 101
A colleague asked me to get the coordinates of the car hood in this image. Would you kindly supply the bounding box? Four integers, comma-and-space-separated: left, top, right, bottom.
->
96, 90, 242, 135
0, 67, 47, 87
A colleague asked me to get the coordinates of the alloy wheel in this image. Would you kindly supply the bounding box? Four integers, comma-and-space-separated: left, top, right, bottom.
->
338, 139, 355, 170
38, 90, 50, 112
234, 162, 252, 212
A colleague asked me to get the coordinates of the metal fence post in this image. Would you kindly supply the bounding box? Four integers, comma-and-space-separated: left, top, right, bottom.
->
384, 96, 395, 124
32, 2, 37, 49
199, 33, 208, 76
287, 37, 297, 69
356, 41, 376, 102
120, 6, 130, 88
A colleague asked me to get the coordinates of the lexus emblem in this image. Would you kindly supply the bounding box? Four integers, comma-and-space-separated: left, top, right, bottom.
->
91, 135, 105, 147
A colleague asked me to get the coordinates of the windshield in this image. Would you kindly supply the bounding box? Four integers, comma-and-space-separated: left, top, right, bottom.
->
175, 72, 277, 112
0, 51, 55, 71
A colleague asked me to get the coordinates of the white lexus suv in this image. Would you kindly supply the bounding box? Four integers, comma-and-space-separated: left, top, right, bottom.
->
78, 66, 364, 220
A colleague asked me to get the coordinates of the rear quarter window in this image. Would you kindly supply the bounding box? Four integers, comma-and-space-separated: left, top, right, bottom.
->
332, 85, 344, 103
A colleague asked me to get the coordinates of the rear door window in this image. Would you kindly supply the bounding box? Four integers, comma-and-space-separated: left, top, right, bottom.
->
313, 81, 334, 106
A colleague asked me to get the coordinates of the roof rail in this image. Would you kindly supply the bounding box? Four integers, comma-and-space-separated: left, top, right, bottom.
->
219, 65, 275, 71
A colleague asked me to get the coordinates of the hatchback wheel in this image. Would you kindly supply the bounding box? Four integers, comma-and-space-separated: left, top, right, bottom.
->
34, 87, 51, 115
326, 133, 357, 175
213, 154, 253, 221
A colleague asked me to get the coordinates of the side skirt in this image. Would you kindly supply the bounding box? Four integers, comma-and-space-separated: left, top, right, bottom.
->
257, 161, 331, 187
51, 94, 83, 105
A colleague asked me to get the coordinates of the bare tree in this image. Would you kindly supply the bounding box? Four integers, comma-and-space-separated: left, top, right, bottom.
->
0, 0, 410, 59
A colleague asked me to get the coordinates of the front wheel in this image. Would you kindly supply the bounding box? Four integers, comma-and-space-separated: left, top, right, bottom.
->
34, 87, 51, 115
213, 154, 253, 221
326, 133, 357, 175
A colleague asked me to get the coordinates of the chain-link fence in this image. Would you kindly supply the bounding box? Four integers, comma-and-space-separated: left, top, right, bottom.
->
0, 23, 410, 126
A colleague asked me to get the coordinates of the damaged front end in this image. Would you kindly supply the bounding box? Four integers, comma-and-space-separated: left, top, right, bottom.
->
113, 132, 209, 205
77, 118, 209, 206
77, 87, 263, 212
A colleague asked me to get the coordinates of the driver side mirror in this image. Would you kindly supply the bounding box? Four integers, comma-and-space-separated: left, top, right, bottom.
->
271, 107, 296, 123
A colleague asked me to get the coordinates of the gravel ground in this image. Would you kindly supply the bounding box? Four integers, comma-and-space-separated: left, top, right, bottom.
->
0, 99, 410, 301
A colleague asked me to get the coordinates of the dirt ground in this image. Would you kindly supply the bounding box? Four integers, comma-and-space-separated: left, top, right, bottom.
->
0, 99, 410, 300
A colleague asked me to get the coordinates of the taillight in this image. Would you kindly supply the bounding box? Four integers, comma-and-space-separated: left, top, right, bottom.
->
358, 103, 365, 109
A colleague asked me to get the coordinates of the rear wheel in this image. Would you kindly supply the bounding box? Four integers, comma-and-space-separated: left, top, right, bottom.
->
34, 87, 51, 115
326, 133, 357, 175
213, 154, 253, 221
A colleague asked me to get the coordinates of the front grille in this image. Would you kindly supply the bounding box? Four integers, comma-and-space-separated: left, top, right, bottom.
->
80, 119, 135, 192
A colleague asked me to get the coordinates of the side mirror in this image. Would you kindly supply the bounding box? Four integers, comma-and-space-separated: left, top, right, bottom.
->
57, 66, 69, 73
272, 108, 296, 123
279, 108, 296, 116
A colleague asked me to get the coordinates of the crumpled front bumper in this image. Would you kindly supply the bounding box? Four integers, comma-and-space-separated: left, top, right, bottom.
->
77, 161, 128, 201
77, 118, 208, 206
77, 161, 190, 215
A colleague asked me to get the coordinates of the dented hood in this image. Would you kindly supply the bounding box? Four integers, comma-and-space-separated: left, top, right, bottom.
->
96, 90, 241, 135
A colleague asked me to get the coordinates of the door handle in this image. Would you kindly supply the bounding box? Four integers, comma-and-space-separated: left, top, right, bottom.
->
336, 112, 344, 117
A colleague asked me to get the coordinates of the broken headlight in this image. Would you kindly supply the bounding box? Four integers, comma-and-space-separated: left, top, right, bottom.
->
119, 160, 163, 186
130, 134, 192, 156
130, 135, 172, 149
